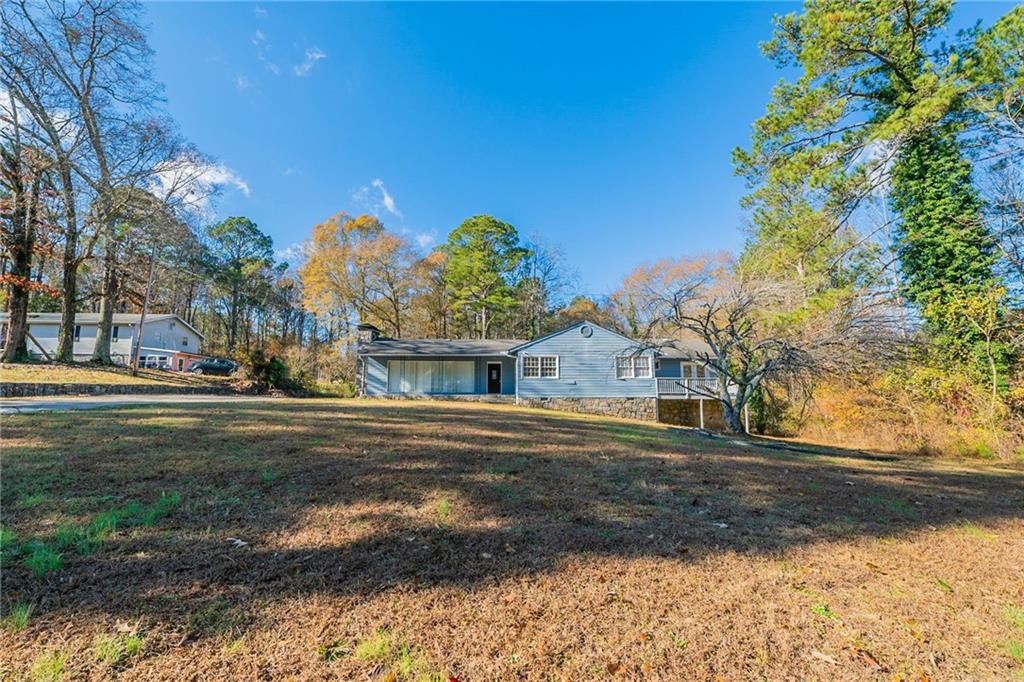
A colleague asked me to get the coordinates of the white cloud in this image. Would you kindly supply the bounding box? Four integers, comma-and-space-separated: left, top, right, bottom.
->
234, 74, 251, 91
151, 157, 250, 218
373, 178, 399, 216
294, 47, 327, 77
283, 167, 299, 177
352, 178, 403, 220
254, 6, 267, 18
415, 231, 437, 249
252, 29, 280, 75
275, 242, 302, 264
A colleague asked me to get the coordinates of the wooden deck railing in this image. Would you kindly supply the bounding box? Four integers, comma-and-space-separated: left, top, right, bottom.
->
656, 377, 719, 397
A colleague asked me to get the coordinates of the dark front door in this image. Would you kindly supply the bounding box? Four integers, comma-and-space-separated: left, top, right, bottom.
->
487, 363, 501, 394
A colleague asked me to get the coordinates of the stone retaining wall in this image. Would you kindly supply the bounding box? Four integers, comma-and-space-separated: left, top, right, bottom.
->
519, 397, 657, 421
658, 398, 727, 429
0, 382, 236, 398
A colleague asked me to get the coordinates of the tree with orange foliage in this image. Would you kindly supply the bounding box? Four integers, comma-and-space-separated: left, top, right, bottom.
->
298, 212, 417, 338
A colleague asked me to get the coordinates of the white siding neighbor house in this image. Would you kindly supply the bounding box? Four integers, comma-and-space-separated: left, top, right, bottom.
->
0, 312, 205, 370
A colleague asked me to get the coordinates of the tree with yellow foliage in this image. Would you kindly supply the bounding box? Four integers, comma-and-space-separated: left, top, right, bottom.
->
298, 212, 417, 338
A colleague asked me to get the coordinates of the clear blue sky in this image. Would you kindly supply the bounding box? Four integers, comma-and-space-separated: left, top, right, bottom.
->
144, 1, 1012, 296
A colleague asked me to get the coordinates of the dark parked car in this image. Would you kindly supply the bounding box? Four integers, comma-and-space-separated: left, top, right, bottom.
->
188, 358, 238, 376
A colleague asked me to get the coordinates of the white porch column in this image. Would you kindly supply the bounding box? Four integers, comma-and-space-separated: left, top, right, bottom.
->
744, 403, 750, 433
699, 398, 704, 430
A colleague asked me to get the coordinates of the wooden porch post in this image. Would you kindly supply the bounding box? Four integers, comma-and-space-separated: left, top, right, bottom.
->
744, 403, 750, 433
699, 398, 704, 430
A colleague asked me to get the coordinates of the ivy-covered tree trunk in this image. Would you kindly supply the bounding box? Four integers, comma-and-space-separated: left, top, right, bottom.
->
889, 128, 999, 353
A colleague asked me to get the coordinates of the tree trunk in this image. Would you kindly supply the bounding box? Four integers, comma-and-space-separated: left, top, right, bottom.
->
91, 239, 119, 364
55, 166, 80, 361
1, 159, 40, 363
721, 402, 746, 434
1, 245, 33, 362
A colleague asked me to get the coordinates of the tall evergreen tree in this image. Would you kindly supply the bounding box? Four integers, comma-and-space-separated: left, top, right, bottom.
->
442, 215, 529, 339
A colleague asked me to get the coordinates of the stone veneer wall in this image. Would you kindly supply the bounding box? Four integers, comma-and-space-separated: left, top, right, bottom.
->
0, 383, 235, 398
519, 397, 657, 421
657, 398, 726, 430
371, 394, 516, 404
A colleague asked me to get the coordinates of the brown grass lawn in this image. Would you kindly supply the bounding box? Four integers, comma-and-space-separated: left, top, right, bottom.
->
2, 400, 1023, 681
0, 363, 229, 387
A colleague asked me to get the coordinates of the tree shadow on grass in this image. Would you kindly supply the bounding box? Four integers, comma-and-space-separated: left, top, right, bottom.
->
3, 400, 1023, 633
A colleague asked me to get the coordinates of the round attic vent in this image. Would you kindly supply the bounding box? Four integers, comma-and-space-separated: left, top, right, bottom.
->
579, 324, 593, 338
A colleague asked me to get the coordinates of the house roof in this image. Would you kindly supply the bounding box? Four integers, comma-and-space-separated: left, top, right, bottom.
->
0, 312, 205, 340
505, 320, 639, 354
655, 338, 714, 359
358, 337, 525, 356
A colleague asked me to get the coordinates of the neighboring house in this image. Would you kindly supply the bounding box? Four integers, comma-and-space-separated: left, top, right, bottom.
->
0, 312, 206, 370
355, 320, 731, 427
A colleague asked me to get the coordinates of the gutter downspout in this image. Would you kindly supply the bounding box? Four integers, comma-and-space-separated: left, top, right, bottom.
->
514, 352, 520, 406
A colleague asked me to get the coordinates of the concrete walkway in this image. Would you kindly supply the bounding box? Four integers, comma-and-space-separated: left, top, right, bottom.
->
0, 394, 278, 414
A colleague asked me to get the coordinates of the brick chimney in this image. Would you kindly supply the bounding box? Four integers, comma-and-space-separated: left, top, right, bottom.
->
356, 323, 381, 344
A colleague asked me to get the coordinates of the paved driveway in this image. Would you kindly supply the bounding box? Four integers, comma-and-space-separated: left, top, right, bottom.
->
0, 394, 278, 414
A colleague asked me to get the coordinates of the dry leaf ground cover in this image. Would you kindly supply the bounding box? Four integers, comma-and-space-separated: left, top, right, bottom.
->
1, 399, 1023, 681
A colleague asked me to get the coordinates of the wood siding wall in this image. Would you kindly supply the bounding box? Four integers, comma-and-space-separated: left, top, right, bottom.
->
516, 323, 656, 399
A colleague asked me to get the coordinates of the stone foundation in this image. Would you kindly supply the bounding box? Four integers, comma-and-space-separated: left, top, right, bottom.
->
519, 397, 657, 421
657, 398, 727, 430
370, 393, 516, 404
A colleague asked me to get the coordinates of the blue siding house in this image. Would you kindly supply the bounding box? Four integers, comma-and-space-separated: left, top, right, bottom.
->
356, 320, 726, 426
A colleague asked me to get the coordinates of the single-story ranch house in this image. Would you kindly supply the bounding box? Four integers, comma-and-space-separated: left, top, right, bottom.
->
355, 320, 732, 428
0, 312, 206, 370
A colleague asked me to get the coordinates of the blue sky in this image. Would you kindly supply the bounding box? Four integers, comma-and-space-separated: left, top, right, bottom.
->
144, 1, 1013, 296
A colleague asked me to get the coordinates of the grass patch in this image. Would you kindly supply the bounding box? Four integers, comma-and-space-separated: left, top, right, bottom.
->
29, 492, 183, 569
353, 628, 393, 661
488, 456, 529, 476
259, 469, 284, 483
811, 602, 837, 619
436, 498, 451, 522
93, 632, 144, 666
602, 424, 672, 445
16, 490, 48, 509
866, 495, 919, 519
0, 526, 18, 557
23, 542, 63, 577
29, 649, 66, 682
961, 521, 996, 540
318, 639, 350, 662
1007, 605, 1024, 632
936, 578, 954, 594
185, 599, 242, 637
1007, 640, 1024, 665
350, 628, 436, 679
2, 602, 33, 632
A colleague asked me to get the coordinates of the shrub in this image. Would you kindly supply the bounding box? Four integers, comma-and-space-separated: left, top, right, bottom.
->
239, 349, 293, 392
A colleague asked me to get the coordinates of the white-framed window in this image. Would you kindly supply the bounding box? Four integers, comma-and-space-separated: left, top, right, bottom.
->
182, 336, 189, 347
74, 325, 81, 342
523, 355, 558, 378
616, 354, 652, 379
112, 326, 119, 341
